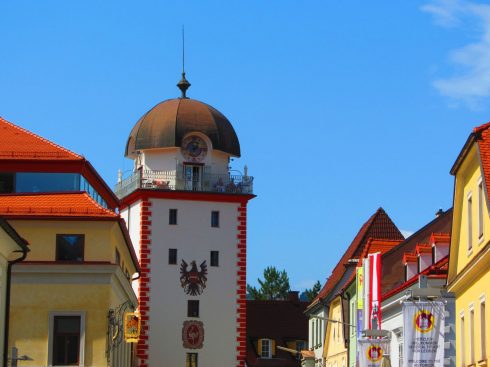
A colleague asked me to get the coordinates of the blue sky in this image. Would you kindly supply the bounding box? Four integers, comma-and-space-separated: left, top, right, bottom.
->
2, 0, 490, 292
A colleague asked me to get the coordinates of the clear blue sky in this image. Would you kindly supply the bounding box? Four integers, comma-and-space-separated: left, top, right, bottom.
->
1, 0, 490, 291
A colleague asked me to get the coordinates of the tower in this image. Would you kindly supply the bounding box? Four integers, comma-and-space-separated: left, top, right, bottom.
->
116, 74, 254, 367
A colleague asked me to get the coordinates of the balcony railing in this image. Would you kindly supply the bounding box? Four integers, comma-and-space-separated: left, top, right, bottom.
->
114, 169, 254, 198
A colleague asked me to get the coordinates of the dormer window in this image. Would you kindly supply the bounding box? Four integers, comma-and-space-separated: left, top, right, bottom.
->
258, 338, 275, 358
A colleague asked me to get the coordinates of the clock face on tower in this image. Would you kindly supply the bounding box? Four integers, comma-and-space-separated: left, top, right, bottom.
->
181, 135, 208, 162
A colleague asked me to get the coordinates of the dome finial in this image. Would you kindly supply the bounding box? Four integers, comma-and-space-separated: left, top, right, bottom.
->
177, 26, 191, 98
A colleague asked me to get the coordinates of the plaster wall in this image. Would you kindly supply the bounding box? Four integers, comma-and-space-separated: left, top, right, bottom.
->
121, 200, 142, 296
9, 283, 109, 367
146, 198, 240, 367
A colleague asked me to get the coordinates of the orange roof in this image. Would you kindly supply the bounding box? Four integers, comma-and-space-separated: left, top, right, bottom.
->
340, 238, 402, 293
429, 233, 450, 244
0, 117, 82, 161
403, 253, 417, 263
0, 192, 117, 218
415, 244, 432, 254
475, 125, 490, 205
310, 208, 403, 307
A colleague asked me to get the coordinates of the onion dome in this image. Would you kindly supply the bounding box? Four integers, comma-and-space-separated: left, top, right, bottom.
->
125, 74, 240, 158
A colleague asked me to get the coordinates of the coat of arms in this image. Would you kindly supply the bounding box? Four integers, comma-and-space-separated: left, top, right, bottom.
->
182, 320, 204, 349
180, 260, 207, 295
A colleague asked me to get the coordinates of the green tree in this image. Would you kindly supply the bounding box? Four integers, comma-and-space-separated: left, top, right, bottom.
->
247, 266, 291, 300
303, 280, 322, 302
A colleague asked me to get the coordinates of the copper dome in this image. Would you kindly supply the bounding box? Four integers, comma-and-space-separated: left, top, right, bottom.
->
125, 98, 241, 158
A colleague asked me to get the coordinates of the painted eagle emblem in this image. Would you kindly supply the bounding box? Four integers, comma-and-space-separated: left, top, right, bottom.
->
180, 259, 208, 296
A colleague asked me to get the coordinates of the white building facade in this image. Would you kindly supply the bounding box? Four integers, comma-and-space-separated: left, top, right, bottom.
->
116, 76, 254, 367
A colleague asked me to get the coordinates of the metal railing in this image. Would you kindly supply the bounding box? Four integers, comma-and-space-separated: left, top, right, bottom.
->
114, 169, 253, 198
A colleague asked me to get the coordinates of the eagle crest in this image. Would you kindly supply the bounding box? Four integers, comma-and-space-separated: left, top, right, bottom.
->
180, 259, 208, 296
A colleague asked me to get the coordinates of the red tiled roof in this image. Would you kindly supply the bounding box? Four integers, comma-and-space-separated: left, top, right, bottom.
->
476, 124, 490, 203
430, 233, 450, 244
0, 117, 82, 160
403, 253, 417, 263
383, 255, 449, 300
310, 208, 403, 307
382, 209, 452, 295
341, 238, 402, 292
415, 244, 432, 254
0, 192, 117, 218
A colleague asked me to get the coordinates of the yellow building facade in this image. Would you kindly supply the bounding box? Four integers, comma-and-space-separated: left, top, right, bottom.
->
323, 297, 348, 367
449, 123, 490, 367
3, 195, 139, 367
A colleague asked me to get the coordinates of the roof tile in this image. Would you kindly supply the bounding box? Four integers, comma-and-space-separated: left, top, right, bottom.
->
0, 192, 117, 218
311, 208, 403, 306
0, 117, 82, 160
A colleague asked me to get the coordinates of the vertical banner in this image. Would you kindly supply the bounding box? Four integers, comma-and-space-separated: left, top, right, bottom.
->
356, 266, 364, 338
363, 257, 370, 331
368, 252, 382, 329
403, 301, 445, 367
358, 339, 390, 367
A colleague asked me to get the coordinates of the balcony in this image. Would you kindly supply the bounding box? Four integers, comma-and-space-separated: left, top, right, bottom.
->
114, 169, 254, 199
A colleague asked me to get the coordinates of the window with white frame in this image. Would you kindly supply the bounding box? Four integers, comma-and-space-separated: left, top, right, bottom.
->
481, 296, 487, 361
478, 179, 484, 240
48, 311, 85, 366
460, 312, 465, 367
468, 193, 473, 252
470, 305, 475, 364
261, 338, 272, 358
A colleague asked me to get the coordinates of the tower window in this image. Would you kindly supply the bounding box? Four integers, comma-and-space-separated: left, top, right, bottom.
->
115, 248, 121, 266
211, 211, 219, 227
188, 300, 199, 317
169, 249, 177, 265
186, 353, 198, 367
169, 209, 178, 225
210, 251, 219, 267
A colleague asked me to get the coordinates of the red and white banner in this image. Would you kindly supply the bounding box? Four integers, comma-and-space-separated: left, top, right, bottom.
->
403, 301, 445, 367
358, 339, 390, 367
368, 252, 381, 329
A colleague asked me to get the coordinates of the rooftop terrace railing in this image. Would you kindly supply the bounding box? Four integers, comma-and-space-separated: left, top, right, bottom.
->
114, 169, 253, 198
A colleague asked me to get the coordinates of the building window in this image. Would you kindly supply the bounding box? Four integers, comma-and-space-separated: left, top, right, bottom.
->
432, 246, 436, 264
0, 173, 14, 193
186, 352, 198, 367
168, 249, 177, 265
481, 299, 487, 361
211, 211, 219, 227
169, 209, 177, 225
188, 300, 199, 317
56, 234, 84, 262
210, 251, 219, 267
398, 342, 403, 367
478, 179, 484, 240
470, 306, 475, 364
48, 312, 85, 366
260, 339, 272, 358
468, 193, 473, 252
115, 248, 121, 265
460, 313, 465, 367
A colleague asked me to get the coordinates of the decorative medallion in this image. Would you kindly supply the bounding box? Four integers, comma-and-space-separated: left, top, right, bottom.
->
182, 320, 204, 349
180, 260, 208, 296
414, 309, 435, 333
366, 344, 383, 363
181, 135, 208, 162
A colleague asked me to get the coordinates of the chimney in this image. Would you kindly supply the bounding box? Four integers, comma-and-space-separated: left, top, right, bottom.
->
435, 208, 444, 217
287, 291, 299, 303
